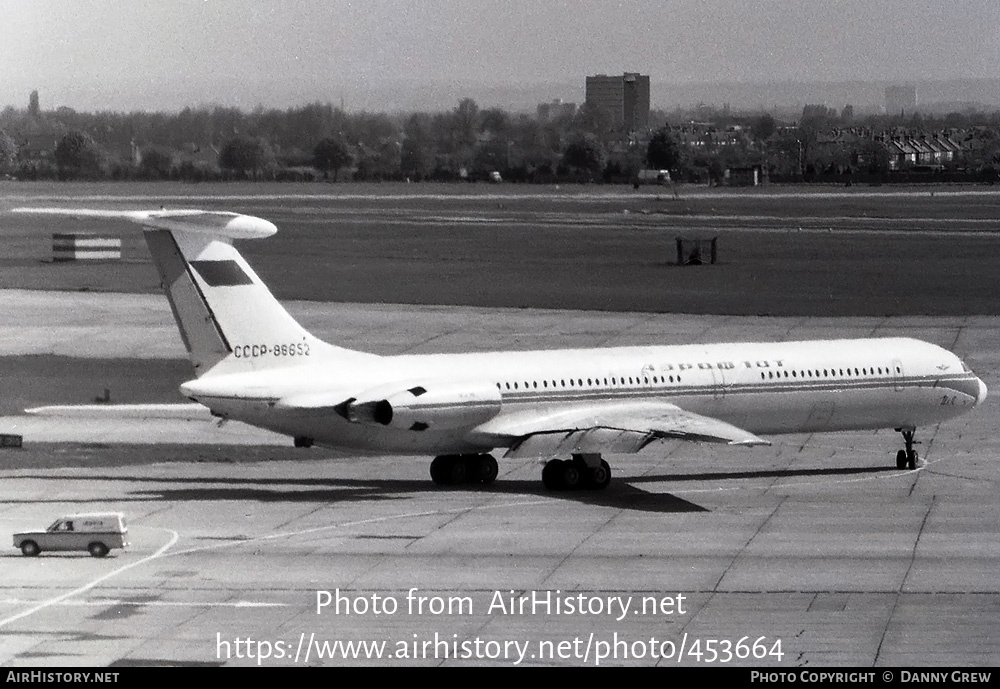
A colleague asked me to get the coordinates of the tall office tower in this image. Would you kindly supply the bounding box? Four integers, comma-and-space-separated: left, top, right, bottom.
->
585, 73, 650, 132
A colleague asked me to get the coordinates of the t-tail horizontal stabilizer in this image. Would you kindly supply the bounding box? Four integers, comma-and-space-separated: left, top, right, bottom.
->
11, 207, 378, 379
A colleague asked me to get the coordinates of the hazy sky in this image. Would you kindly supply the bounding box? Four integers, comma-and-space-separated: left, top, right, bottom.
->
2, 0, 999, 111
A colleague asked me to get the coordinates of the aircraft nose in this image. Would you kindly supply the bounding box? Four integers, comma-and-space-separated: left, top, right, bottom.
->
976, 378, 988, 406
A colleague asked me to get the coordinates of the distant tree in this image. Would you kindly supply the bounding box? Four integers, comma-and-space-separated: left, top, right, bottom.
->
573, 102, 615, 140
860, 138, 891, 177
943, 111, 969, 129
54, 131, 103, 178
400, 114, 433, 180
646, 127, 681, 170
0, 129, 17, 173
312, 137, 352, 181
479, 108, 511, 136
801, 104, 837, 124
472, 139, 509, 176
563, 136, 605, 176
219, 136, 272, 178
752, 113, 777, 141
840, 104, 854, 124
453, 98, 480, 149
138, 146, 174, 179
509, 113, 550, 169
28, 90, 40, 118
353, 139, 400, 181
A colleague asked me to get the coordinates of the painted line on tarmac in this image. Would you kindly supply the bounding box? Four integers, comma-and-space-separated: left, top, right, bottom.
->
0, 597, 286, 609
0, 527, 179, 630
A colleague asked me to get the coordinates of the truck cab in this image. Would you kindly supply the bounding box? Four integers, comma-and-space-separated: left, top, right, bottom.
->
13, 512, 129, 558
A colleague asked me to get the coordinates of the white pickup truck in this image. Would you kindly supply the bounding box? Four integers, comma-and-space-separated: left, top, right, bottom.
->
633, 169, 672, 187
13, 512, 129, 558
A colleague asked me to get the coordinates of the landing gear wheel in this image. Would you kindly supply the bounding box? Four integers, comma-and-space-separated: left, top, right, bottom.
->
20, 540, 39, 557
561, 461, 582, 490
906, 450, 918, 471
587, 460, 612, 490
430, 455, 454, 486
293, 436, 314, 448
88, 542, 109, 558
896, 450, 908, 470
449, 457, 470, 484
542, 460, 564, 491
475, 454, 499, 485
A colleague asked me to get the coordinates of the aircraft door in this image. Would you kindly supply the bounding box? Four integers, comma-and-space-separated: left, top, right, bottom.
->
709, 364, 728, 400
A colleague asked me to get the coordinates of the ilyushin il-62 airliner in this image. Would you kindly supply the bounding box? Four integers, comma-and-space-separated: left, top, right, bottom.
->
14, 208, 987, 492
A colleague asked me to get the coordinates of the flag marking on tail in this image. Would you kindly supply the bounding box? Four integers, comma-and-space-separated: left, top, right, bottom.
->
190, 260, 254, 287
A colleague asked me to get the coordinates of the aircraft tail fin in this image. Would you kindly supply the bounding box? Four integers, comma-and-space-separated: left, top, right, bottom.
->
12, 208, 375, 377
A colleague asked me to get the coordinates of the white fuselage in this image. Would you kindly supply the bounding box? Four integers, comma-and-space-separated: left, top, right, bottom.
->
181, 336, 986, 456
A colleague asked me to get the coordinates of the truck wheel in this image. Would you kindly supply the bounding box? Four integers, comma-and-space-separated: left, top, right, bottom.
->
21, 540, 40, 557
88, 542, 109, 558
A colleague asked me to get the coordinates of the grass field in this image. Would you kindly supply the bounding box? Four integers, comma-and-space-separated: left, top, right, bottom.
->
3, 180, 1000, 316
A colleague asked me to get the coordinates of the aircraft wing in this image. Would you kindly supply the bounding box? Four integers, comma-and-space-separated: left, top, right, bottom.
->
479, 401, 770, 459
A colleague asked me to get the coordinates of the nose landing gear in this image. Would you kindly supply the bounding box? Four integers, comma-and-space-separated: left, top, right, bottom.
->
895, 428, 919, 470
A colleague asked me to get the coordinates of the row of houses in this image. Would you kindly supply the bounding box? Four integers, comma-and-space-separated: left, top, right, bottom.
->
881, 135, 963, 169
815, 126, 982, 170
671, 123, 973, 170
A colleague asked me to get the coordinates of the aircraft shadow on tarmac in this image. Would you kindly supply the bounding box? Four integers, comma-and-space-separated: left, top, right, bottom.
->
3, 464, 899, 515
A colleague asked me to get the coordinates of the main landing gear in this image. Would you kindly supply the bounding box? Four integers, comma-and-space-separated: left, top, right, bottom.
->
430, 454, 499, 487
542, 454, 611, 492
895, 428, 919, 470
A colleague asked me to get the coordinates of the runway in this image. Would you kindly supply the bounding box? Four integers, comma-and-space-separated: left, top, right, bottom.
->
0, 290, 997, 666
